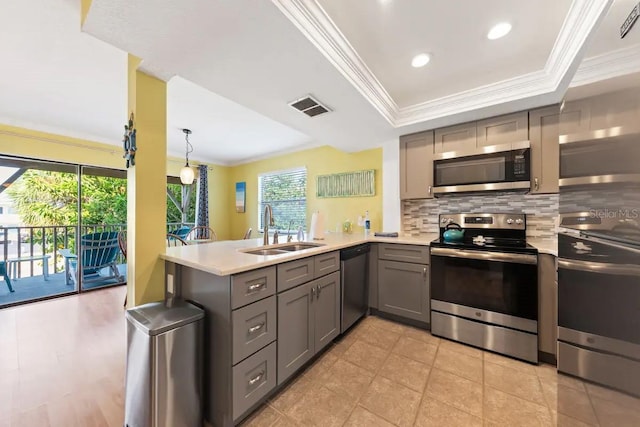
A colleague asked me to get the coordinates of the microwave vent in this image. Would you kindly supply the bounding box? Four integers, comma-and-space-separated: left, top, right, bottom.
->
289, 95, 331, 117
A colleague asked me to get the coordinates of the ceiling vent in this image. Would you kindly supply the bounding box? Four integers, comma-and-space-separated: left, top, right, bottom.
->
288, 95, 331, 117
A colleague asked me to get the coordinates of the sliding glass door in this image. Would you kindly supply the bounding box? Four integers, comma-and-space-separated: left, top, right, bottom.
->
78, 166, 127, 291
0, 156, 128, 308
0, 156, 79, 307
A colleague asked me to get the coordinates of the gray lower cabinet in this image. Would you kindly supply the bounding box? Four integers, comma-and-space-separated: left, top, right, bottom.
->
538, 254, 557, 358
232, 342, 277, 420
277, 281, 314, 384
313, 271, 341, 352
378, 259, 430, 323
277, 271, 341, 385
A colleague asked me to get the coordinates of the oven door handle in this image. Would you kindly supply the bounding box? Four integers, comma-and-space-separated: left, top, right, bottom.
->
430, 247, 537, 265
558, 258, 640, 276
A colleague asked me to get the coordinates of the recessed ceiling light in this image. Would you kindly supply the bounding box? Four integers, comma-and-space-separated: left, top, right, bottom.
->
411, 53, 431, 68
487, 22, 512, 40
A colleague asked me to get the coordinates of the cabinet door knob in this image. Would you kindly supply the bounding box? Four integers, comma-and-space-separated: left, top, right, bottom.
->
534, 178, 539, 191
310, 286, 316, 301
316, 284, 321, 298
423, 267, 427, 276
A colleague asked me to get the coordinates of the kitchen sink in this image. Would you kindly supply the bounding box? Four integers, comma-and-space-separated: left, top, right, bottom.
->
241, 242, 325, 255
279, 243, 325, 251
242, 248, 289, 256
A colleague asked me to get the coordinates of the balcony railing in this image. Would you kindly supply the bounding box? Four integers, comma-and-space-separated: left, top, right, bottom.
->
0, 222, 194, 279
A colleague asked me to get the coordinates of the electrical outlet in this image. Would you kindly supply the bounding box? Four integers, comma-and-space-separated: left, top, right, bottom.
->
167, 273, 174, 295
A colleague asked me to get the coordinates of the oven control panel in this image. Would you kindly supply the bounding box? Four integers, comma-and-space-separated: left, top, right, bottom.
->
439, 214, 526, 230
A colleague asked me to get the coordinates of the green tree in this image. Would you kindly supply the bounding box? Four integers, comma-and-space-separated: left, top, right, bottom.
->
166, 183, 196, 225
8, 170, 127, 226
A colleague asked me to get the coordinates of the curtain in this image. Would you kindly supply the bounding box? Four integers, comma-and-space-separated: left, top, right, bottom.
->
195, 165, 209, 230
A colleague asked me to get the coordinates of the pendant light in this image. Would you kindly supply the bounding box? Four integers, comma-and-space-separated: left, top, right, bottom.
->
180, 128, 195, 185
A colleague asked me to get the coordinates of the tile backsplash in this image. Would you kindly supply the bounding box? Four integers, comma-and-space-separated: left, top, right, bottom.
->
402, 192, 558, 240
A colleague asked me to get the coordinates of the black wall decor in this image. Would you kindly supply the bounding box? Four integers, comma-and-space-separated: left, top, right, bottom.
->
123, 113, 137, 168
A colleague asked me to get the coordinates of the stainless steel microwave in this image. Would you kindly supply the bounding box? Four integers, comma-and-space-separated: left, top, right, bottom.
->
559, 128, 640, 187
433, 141, 531, 194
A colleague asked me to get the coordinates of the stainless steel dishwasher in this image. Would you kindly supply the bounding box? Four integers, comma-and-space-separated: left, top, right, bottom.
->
341, 244, 370, 333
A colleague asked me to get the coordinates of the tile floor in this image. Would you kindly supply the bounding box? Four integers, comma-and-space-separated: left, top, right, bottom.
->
2, 290, 638, 427
241, 316, 640, 427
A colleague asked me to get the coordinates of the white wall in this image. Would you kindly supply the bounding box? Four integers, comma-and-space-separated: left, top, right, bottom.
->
382, 138, 401, 231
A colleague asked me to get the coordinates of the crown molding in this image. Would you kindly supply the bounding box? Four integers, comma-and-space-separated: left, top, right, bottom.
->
272, 0, 398, 124
273, 0, 611, 128
570, 43, 640, 87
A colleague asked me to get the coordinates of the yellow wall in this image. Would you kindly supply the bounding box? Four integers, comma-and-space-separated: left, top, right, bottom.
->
0, 125, 377, 242
227, 145, 383, 239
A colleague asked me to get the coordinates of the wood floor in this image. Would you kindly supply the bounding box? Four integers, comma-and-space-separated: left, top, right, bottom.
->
0, 286, 126, 427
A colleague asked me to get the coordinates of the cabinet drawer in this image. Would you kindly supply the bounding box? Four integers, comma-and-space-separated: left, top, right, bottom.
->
231, 266, 276, 309
378, 244, 429, 264
232, 296, 277, 365
314, 251, 339, 278
232, 341, 276, 421
277, 257, 315, 292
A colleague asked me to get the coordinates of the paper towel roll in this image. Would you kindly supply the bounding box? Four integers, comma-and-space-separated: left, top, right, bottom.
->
309, 211, 325, 240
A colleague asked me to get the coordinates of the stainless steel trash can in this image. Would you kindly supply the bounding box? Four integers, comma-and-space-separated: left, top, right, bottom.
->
124, 298, 204, 427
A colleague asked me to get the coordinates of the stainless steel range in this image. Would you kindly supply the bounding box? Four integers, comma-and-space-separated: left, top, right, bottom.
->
557, 212, 640, 397
430, 213, 539, 363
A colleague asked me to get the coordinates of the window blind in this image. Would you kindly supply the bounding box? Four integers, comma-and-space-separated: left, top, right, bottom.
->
258, 167, 307, 232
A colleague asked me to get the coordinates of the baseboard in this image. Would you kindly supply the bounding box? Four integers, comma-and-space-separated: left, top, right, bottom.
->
539, 351, 557, 365
369, 308, 430, 331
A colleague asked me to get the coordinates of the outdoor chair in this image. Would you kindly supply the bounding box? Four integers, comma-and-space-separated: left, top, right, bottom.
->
168, 226, 191, 240
0, 261, 13, 292
60, 231, 124, 287
166, 233, 189, 247
186, 226, 216, 243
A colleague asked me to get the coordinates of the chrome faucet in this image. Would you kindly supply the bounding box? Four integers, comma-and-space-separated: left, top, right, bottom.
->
263, 204, 275, 245
287, 220, 294, 242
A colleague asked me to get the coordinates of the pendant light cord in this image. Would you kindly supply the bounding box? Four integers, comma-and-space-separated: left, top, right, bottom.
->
183, 129, 193, 166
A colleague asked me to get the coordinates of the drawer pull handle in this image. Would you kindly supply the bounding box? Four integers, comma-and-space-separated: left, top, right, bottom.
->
248, 371, 264, 386
246, 282, 265, 294
316, 284, 321, 298
534, 178, 539, 191
475, 311, 482, 317
248, 323, 265, 334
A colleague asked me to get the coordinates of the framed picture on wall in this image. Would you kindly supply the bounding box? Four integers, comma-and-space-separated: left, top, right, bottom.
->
235, 182, 246, 213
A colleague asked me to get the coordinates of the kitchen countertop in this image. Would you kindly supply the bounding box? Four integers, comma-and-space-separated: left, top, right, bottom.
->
161, 232, 557, 276
162, 232, 438, 276
527, 238, 558, 257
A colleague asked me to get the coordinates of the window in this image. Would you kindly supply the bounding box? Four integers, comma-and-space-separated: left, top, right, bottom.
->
258, 167, 307, 232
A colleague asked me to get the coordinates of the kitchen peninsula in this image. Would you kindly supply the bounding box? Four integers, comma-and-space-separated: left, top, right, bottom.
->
161, 233, 555, 426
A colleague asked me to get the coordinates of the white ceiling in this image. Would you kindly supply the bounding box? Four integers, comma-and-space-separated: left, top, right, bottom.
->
317, 0, 572, 108
1, 0, 639, 166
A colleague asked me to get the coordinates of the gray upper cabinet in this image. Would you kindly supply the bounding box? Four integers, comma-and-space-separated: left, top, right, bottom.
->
378, 259, 430, 323
538, 254, 557, 358
399, 131, 434, 199
476, 111, 528, 147
560, 89, 640, 136
433, 111, 528, 153
529, 105, 559, 194
277, 281, 314, 384
313, 271, 341, 353
434, 122, 476, 153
